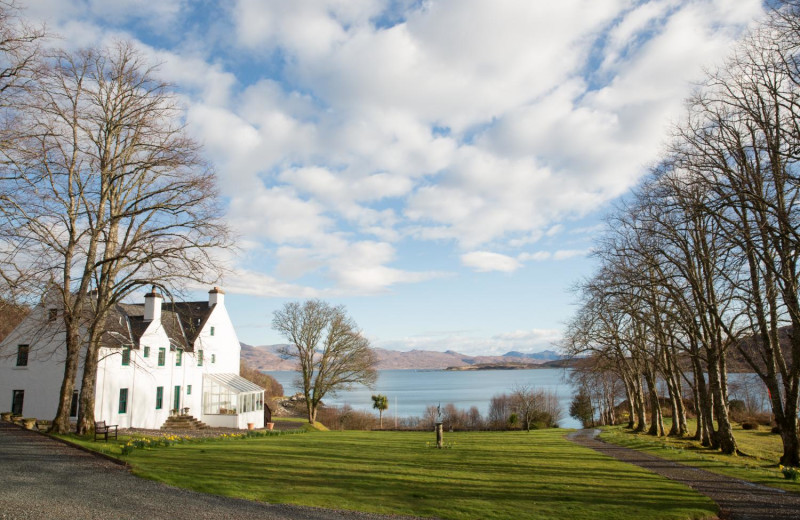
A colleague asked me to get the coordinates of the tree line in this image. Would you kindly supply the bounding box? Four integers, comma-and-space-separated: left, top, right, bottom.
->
314, 384, 562, 431
563, 1, 800, 466
0, 1, 230, 434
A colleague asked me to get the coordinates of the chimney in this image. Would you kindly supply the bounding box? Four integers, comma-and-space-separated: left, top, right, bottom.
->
208, 287, 224, 307
144, 286, 162, 322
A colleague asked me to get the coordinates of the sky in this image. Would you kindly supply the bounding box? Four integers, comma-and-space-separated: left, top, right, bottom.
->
19, 0, 766, 355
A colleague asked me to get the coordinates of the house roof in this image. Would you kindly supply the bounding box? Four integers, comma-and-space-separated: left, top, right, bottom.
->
98, 300, 215, 353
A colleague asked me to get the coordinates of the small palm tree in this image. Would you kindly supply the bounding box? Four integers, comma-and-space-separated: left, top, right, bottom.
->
371, 394, 389, 429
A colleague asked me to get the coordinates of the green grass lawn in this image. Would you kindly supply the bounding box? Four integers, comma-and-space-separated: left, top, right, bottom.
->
64, 429, 719, 520
600, 421, 800, 492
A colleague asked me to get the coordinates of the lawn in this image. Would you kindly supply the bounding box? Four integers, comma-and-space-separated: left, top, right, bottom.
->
66, 429, 719, 520
600, 421, 800, 492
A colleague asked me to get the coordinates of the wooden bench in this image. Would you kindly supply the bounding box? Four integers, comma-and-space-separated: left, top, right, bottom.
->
94, 420, 118, 442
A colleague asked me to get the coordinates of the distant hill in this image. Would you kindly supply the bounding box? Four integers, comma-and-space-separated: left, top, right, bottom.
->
241, 343, 565, 371
503, 349, 563, 361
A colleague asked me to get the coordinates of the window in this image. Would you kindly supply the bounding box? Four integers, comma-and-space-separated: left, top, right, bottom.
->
143, 346, 150, 358
158, 348, 165, 366
121, 347, 131, 366
175, 349, 183, 367
70, 390, 79, 417
210, 326, 215, 336
48, 308, 57, 322
118, 388, 128, 414
11, 390, 24, 415
155, 386, 163, 409
197, 350, 203, 367
211, 353, 216, 364
16, 345, 29, 367
187, 385, 192, 395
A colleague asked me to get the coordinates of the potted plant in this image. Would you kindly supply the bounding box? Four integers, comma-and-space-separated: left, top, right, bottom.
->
266, 422, 274, 431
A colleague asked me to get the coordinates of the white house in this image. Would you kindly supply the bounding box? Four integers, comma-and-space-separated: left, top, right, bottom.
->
0, 287, 265, 430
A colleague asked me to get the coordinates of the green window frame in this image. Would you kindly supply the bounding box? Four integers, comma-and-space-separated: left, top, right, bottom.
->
197, 350, 203, 367
158, 348, 165, 367
211, 353, 216, 364
118, 388, 128, 414
210, 326, 215, 336
143, 346, 150, 358
156, 386, 163, 409
121, 347, 131, 366
175, 349, 183, 367
16, 345, 29, 367
186, 385, 192, 395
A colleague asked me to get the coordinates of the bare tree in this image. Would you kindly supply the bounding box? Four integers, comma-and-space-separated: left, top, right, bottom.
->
272, 300, 378, 424
0, 42, 231, 433
511, 384, 539, 432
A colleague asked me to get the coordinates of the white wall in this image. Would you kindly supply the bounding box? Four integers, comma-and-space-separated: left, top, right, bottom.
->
194, 301, 241, 376
0, 307, 72, 419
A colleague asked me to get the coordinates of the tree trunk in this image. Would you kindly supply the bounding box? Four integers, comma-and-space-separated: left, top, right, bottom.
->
708, 352, 737, 454
634, 377, 648, 432
645, 370, 664, 437
77, 341, 100, 435
50, 329, 81, 434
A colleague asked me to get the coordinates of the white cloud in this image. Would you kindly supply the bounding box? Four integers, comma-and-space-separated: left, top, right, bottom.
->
376, 327, 563, 355
461, 251, 521, 273
518, 249, 591, 262
18, 0, 766, 297
552, 249, 591, 260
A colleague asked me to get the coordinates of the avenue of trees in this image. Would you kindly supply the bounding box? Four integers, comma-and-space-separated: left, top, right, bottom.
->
0, 2, 230, 433
563, 1, 800, 466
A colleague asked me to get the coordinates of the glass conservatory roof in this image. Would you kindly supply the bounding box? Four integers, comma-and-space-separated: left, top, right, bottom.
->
205, 373, 264, 394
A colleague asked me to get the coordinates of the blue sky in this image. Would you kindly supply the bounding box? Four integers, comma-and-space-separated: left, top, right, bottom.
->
22, 0, 765, 354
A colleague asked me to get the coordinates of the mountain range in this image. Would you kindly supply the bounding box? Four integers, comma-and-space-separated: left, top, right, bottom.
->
240, 343, 564, 371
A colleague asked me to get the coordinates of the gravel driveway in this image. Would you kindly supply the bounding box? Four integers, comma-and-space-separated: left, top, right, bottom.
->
0, 422, 428, 520
568, 428, 800, 520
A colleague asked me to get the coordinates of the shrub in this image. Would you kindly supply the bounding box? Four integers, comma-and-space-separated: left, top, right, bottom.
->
316, 404, 378, 430
780, 465, 800, 481
569, 389, 594, 428
741, 422, 758, 430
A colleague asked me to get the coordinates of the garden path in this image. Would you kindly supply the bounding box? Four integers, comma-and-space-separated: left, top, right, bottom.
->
568, 428, 800, 520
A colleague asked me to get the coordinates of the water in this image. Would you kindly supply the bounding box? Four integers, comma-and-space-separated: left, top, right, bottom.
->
266, 368, 581, 429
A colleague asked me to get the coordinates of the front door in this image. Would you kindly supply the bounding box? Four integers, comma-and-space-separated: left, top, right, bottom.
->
174, 385, 181, 412
11, 390, 23, 415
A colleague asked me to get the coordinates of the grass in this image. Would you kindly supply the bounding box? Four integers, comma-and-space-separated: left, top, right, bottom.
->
600, 420, 800, 492
63, 428, 719, 520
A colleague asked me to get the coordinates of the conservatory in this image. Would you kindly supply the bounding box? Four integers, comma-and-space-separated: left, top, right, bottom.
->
201, 373, 265, 429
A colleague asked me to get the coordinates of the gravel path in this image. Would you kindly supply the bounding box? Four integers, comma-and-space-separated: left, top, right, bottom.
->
0, 422, 429, 520
568, 428, 800, 520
